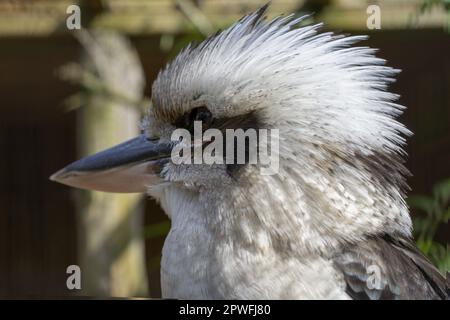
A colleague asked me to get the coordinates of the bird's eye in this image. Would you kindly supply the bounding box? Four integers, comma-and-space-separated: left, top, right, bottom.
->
175, 106, 213, 132
190, 106, 213, 127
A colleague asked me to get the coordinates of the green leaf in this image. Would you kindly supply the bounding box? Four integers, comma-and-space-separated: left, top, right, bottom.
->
432, 177, 450, 205
407, 195, 436, 216
444, 207, 450, 222
144, 221, 171, 239
416, 238, 433, 254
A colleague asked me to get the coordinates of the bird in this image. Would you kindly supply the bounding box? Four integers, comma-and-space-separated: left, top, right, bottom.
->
51, 5, 450, 299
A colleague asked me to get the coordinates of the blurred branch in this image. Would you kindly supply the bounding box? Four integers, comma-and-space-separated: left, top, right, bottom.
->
59, 63, 149, 112
175, 0, 215, 37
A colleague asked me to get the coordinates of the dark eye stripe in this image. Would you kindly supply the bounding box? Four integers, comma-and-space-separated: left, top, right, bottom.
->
174, 106, 213, 132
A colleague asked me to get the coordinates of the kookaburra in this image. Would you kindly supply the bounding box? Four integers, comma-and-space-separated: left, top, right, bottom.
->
51, 5, 450, 299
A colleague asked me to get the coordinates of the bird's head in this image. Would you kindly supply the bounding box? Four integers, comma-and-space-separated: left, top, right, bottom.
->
51, 5, 412, 247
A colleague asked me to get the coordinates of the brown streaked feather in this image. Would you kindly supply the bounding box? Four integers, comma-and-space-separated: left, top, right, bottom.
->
333, 234, 450, 300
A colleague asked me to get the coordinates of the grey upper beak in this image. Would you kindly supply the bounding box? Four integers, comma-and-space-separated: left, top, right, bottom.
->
50, 135, 172, 193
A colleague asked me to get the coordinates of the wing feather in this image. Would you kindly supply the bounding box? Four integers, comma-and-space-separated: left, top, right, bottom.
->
333, 234, 450, 300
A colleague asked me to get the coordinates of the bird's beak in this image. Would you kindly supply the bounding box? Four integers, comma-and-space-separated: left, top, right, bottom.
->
50, 135, 172, 193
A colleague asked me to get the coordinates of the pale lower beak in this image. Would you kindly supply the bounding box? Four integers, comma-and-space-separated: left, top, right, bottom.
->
50, 135, 172, 193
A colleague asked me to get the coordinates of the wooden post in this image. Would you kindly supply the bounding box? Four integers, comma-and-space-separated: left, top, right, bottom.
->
69, 31, 148, 297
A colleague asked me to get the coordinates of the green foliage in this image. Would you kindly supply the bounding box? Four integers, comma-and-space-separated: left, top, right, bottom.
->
144, 220, 170, 271
419, 0, 450, 31
419, 0, 450, 12
408, 177, 450, 274
144, 221, 171, 239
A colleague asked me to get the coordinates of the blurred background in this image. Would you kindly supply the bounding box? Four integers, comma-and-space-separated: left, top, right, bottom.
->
0, 0, 449, 299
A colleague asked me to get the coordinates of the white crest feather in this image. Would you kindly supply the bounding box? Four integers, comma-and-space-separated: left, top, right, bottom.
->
153, 6, 410, 159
